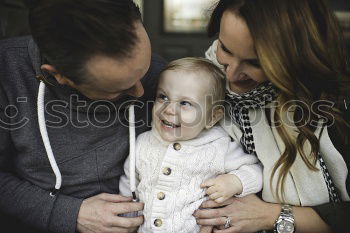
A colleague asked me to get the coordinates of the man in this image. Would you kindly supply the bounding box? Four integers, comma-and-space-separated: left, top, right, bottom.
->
0, 0, 166, 232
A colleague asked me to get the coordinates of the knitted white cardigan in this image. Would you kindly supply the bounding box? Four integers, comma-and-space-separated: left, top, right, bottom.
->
119, 126, 262, 233
206, 40, 350, 205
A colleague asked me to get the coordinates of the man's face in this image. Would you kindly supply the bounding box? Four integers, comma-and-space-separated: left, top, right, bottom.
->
72, 23, 151, 100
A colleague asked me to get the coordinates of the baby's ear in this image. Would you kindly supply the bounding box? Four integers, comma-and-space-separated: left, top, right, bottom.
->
205, 107, 224, 129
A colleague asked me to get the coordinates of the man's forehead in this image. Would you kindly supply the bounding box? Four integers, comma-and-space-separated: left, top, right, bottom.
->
87, 56, 129, 79
82, 23, 151, 92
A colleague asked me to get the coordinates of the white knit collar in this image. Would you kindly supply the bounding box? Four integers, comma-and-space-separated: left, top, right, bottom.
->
150, 123, 227, 147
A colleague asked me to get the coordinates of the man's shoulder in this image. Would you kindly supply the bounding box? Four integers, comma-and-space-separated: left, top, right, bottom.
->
0, 35, 32, 51
0, 36, 33, 67
0, 36, 37, 104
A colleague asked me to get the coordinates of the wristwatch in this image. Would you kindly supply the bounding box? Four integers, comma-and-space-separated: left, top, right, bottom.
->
274, 204, 295, 233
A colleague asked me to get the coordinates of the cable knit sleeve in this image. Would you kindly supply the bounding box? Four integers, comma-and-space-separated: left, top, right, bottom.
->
224, 141, 263, 197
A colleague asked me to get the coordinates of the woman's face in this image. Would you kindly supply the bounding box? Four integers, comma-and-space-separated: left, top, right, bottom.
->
216, 10, 268, 94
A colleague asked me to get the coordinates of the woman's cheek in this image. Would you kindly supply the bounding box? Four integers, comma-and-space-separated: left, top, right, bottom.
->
245, 68, 267, 83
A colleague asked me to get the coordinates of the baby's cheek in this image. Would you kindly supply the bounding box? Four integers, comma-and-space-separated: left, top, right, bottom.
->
152, 103, 162, 116
180, 109, 204, 126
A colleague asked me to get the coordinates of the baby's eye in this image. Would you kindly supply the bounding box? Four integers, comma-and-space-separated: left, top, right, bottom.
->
180, 101, 192, 107
157, 93, 168, 102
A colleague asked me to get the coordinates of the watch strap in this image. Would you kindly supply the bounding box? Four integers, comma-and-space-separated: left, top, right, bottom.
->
274, 204, 295, 233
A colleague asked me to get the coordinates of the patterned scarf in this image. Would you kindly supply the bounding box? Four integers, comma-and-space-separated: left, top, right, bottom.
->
225, 81, 341, 203
225, 81, 278, 155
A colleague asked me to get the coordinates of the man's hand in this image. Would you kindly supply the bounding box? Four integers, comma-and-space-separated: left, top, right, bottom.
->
77, 193, 144, 233
201, 174, 243, 203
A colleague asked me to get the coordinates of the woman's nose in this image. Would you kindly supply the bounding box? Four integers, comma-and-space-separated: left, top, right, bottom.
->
224, 61, 239, 82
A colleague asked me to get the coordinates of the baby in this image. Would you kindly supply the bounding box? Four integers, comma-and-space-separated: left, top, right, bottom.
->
119, 57, 262, 233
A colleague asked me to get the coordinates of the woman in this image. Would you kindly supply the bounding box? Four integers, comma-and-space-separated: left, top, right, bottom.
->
194, 0, 350, 232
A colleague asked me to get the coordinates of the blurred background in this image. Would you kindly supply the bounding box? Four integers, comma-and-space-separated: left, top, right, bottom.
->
1, 0, 350, 61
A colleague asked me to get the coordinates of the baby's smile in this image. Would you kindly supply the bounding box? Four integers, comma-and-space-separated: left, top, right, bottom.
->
161, 120, 180, 128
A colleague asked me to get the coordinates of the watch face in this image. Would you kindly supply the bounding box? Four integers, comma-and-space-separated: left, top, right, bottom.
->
277, 220, 295, 233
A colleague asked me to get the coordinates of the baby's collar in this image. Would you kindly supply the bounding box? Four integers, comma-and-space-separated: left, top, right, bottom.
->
150, 122, 227, 147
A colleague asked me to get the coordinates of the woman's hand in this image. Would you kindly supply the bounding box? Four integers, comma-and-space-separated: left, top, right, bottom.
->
199, 226, 214, 233
194, 194, 280, 233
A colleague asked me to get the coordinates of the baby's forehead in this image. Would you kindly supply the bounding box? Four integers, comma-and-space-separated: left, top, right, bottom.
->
162, 69, 217, 96
161, 68, 216, 88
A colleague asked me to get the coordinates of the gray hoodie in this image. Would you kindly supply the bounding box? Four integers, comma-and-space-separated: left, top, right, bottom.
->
0, 36, 166, 233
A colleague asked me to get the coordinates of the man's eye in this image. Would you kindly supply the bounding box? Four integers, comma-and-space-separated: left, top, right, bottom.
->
180, 101, 192, 107
157, 94, 168, 101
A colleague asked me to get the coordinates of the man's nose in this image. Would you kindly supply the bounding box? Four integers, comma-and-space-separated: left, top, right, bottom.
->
126, 81, 144, 97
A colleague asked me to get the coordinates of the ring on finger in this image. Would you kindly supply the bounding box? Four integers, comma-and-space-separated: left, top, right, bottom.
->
223, 216, 232, 229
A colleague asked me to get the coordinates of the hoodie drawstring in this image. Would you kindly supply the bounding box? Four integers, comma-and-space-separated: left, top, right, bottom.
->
37, 81, 137, 199
37, 81, 62, 197
128, 105, 137, 201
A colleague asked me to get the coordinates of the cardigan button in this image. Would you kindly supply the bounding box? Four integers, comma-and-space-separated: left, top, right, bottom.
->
173, 142, 181, 151
157, 192, 165, 200
162, 167, 172, 176
154, 218, 163, 227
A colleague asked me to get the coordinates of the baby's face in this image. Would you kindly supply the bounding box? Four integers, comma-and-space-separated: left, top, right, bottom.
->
153, 70, 214, 142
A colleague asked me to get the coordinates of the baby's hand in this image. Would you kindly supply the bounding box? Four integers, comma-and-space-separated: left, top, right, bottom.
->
200, 174, 243, 203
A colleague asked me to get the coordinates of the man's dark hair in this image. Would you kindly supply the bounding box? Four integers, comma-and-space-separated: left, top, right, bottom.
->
29, 0, 142, 84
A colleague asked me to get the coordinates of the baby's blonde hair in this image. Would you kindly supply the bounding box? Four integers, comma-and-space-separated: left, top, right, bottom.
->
159, 57, 226, 106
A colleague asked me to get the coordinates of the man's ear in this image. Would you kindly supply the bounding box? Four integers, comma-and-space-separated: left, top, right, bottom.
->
205, 107, 224, 129
40, 64, 76, 87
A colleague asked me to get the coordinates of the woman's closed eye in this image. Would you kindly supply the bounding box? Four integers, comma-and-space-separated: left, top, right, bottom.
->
246, 59, 261, 68
219, 41, 261, 69
220, 44, 232, 55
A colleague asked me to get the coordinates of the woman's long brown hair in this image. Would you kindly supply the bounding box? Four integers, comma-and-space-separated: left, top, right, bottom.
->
209, 0, 350, 201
